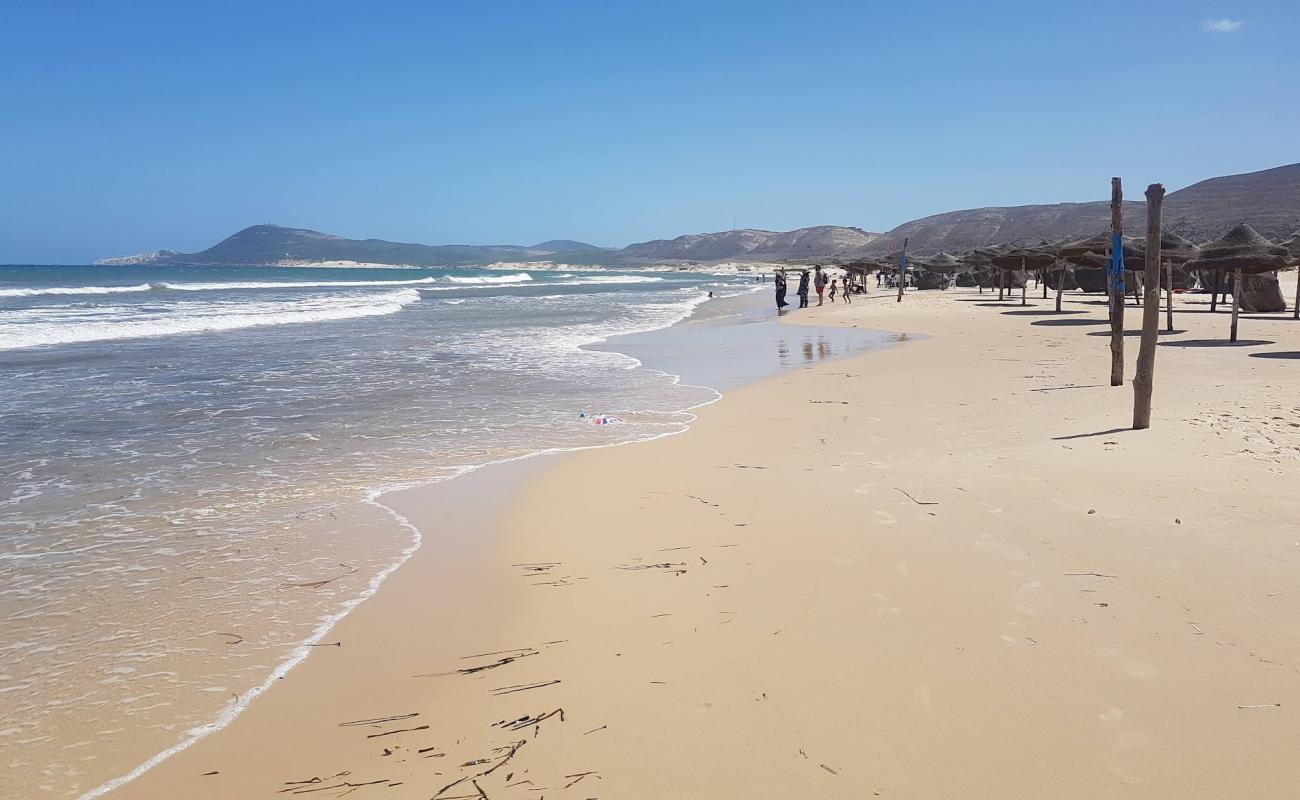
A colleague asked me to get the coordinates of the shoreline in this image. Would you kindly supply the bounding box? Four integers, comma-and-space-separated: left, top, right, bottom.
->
106, 280, 1300, 798
76, 286, 884, 800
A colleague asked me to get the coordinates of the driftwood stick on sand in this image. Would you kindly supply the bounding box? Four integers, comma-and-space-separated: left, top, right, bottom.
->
365, 724, 429, 738
489, 680, 560, 697
338, 712, 418, 727
894, 487, 938, 505
1237, 703, 1281, 709
1064, 571, 1117, 578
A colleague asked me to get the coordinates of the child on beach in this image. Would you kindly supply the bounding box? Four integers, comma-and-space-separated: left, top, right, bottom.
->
828, 279, 838, 303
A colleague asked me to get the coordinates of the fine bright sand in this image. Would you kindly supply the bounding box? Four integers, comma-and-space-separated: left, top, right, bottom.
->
109, 276, 1300, 799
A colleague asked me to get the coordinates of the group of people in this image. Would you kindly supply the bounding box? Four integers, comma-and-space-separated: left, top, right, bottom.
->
774, 265, 857, 310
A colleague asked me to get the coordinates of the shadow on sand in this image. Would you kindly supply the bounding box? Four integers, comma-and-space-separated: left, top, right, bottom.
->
1031, 318, 1110, 327
1001, 309, 1086, 317
1247, 351, 1300, 360
1052, 427, 1129, 441
1086, 329, 1187, 337
1158, 338, 1274, 348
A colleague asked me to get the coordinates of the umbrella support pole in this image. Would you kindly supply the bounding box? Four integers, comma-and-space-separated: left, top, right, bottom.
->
1230, 268, 1242, 341
1211, 271, 1220, 312
1295, 269, 1299, 319
1055, 263, 1065, 312
1042, 270, 1048, 299
1021, 280, 1027, 306
1165, 260, 1174, 332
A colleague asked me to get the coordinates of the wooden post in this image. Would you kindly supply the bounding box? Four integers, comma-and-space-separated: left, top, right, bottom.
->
1133, 183, 1164, 429
1109, 177, 1125, 387
1021, 257, 1027, 305
1055, 261, 1065, 312
998, 268, 1005, 301
1230, 268, 1242, 341
1165, 259, 1174, 332
896, 237, 908, 303
1042, 269, 1048, 299
1210, 270, 1220, 312
1294, 268, 1299, 319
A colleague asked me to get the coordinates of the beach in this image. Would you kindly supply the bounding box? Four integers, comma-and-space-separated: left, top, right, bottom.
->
102, 277, 1300, 799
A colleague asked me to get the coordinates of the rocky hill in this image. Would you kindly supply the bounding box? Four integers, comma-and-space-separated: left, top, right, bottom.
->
864, 163, 1300, 255
619, 226, 878, 262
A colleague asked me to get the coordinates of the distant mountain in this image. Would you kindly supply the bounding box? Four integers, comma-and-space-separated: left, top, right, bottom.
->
865, 163, 1300, 255
135, 225, 553, 267
96, 164, 1298, 267
620, 226, 878, 262
532, 239, 603, 252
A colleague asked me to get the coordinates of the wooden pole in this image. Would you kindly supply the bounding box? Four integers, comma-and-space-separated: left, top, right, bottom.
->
1294, 267, 1299, 319
1055, 261, 1065, 312
1210, 270, 1220, 312
896, 237, 908, 303
1021, 257, 1027, 305
1109, 177, 1125, 387
1042, 269, 1048, 299
1133, 183, 1164, 430
1230, 268, 1242, 341
1164, 259, 1174, 332
998, 267, 1005, 301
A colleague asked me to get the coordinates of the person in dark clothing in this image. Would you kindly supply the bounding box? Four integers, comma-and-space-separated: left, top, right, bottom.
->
797, 270, 810, 308
775, 271, 788, 309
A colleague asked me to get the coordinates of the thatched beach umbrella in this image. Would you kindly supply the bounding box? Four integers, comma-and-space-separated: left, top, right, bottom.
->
1131, 232, 1199, 332
1184, 223, 1292, 341
912, 252, 962, 290
1058, 232, 1143, 296
990, 248, 1055, 305
958, 247, 1003, 294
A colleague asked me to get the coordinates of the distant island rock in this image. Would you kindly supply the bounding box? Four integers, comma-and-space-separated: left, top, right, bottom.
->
97, 162, 1299, 267
94, 249, 180, 266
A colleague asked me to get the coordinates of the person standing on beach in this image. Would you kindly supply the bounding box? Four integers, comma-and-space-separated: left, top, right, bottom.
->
814, 266, 827, 306
797, 270, 810, 308
775, 271, 788, 309
843, 275, 853, 303
828, 278, 838, 303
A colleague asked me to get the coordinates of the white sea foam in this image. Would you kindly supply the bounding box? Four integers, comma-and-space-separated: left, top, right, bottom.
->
443, 272, 533, 285
0, 289, 420, 351
0, 283, 155, 298
418, 275, 664, 292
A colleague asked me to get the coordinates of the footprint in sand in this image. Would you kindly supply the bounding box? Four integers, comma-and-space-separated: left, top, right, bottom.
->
873, 510, 897, 526
871, 591, 903, 615
1099, 705, 1125, 722
853, 482, 876, 496
1106, 731, 1151, 783
913, 684, 933, 711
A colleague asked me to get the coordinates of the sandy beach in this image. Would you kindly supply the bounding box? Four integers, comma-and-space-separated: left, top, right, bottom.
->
106, 277, 1300, 799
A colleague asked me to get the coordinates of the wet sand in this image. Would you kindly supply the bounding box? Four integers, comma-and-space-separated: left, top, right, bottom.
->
108, 277, 1300, 799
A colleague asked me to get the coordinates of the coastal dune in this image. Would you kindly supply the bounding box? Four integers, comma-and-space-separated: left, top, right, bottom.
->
109, 280, 1300, 799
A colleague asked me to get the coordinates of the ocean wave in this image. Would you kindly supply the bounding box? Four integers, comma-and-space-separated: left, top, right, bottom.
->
0, 283, 155, 298
418, 275, 665, 292
443, 272, 533, 285
0, 289, 421, 351
161, 278, 440, 291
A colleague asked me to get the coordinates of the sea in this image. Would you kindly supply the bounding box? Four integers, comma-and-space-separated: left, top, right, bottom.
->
0, 262, 889, 798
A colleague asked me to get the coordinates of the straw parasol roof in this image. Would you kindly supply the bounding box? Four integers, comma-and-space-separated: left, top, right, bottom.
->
1281, 231, 1300, 258
918, 252, 963, 273
1056, 232, 1142, 269
990, 248, 1056, 271
1184, 223, 1291, 275
1131, 231, 1200, 266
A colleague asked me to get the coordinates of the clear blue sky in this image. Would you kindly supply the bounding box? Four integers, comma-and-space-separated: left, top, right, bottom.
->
3, 0, 1297, 263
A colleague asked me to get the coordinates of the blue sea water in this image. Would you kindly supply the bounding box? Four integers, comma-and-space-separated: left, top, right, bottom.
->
0, 262, 755, 797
